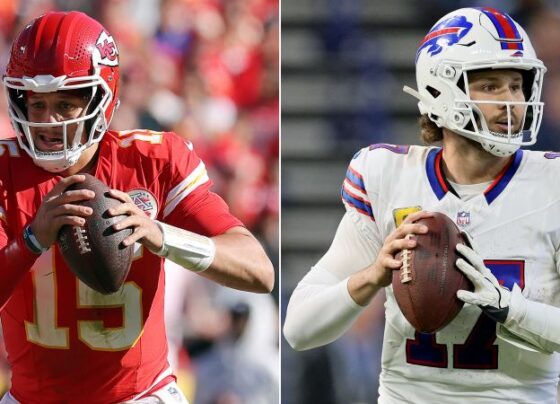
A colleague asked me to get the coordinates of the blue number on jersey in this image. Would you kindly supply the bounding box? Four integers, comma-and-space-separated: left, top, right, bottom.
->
406, 260, 525, 369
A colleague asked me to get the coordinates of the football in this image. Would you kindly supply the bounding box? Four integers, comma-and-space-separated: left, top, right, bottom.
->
57, 174, 133, 294
392, 212, 473, 333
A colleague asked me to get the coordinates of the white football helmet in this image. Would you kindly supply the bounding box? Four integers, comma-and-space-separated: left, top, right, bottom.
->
404, 7, 546, 157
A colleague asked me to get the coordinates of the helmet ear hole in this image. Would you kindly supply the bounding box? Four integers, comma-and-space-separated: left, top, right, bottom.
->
428, 112, 444, 126
426, 86, 441, 98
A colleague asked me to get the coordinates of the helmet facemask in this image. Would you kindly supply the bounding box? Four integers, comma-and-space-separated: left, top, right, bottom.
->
446, 65, 545, 157
4, 74, 113, 173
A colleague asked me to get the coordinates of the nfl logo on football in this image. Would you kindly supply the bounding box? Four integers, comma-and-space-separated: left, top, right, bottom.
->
456, 211, 470, 227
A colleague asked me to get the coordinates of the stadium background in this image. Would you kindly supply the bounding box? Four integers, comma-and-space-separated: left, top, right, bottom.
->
282, 0, 560, 403
0, 0, 279, 403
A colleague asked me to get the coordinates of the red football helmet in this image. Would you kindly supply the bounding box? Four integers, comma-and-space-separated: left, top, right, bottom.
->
3, 11, 120, 172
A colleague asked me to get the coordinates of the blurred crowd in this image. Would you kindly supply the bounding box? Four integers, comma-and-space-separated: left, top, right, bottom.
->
0, 0, 279, 403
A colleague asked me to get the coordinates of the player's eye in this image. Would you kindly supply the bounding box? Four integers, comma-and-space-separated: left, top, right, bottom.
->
482, 83, 497, 92
57, 101, 83, 118
59, 101, 75, 111
28, 101, 45, 110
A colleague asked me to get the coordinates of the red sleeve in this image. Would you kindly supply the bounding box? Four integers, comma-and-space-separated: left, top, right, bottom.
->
0, 177, 38, 311
0, 229, 39, 311
165, 190, 243, 237
161, 134, 243, 236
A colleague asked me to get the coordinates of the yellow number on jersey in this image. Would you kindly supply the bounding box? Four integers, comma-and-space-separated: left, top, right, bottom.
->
25, 249, 144, 351
117, 129, 164, 148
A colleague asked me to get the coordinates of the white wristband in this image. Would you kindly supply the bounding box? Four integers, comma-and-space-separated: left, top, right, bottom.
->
154, 221, 215, 272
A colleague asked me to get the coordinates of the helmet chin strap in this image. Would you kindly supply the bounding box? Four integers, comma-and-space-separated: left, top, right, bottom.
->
33, 152, 81, 173
479, 138, 519, 157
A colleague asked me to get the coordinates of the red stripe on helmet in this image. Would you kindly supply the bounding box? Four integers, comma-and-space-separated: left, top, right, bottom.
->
420, 27, 460, 47
483, 7, 519, 49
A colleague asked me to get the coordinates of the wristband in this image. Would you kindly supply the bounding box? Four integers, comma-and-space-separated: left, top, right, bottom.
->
153, 221, 215, 272
23, 225, 48, 255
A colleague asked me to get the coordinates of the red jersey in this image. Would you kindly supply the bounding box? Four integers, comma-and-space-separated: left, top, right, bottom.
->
0, 130, 242, 403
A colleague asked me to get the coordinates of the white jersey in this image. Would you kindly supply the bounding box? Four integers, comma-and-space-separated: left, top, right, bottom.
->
342, 144, 560, 403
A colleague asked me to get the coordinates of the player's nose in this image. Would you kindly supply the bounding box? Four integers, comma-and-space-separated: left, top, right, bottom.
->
31, 110, 56, 124
498, 91, 518, 112
47, 109, 65, 123
34, 105, 65, 124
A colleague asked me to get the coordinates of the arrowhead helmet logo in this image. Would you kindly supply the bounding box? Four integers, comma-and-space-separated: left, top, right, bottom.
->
93, 31, 119, 67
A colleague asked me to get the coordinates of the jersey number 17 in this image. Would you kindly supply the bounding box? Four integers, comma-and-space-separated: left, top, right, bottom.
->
406, 260, 525, 369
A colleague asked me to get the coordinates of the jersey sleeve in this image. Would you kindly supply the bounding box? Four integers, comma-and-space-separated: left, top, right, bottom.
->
161, 134, 243, 236
284, 148, 389, 351
498, 284, 560, 354
0, 176, 39, 310
339, 147, 383, 258
341, 148, 375, 220
284, 213, 367, 350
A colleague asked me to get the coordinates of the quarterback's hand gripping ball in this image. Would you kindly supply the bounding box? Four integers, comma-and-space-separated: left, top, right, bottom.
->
392, 212, 473, 333
456, 243, 511, 323
57, 174, 134, 294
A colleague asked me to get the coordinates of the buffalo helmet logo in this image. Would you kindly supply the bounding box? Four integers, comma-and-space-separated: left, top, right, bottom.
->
416, 15, 473, 62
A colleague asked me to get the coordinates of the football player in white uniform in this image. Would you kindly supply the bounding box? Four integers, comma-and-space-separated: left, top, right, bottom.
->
284, 7, 560, 403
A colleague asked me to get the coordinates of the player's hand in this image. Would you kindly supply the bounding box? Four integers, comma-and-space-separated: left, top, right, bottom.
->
369, 210, 434, 287
107, 189, 163, 252
456, 243, 511, 323
30, 175, 95, 248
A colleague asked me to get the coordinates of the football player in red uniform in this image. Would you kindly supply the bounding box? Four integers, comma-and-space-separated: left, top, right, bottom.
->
0, 11, 274, 404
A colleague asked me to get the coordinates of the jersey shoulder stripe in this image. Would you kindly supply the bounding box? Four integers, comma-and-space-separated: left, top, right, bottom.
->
345, 165, 366, 192
340, 147, 378, 220
341, 144, 418, 220
0, 138, 22, 161
341, 186, 374, 220
163, 160, 209, 218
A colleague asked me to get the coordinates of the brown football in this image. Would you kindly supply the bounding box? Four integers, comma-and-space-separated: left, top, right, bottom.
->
57, 174, 133, 294
392, 212, 473, 333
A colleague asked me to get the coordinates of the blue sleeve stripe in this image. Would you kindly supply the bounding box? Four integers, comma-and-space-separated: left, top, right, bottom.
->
345, 167, 366, 192
341, 188, 374, 220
